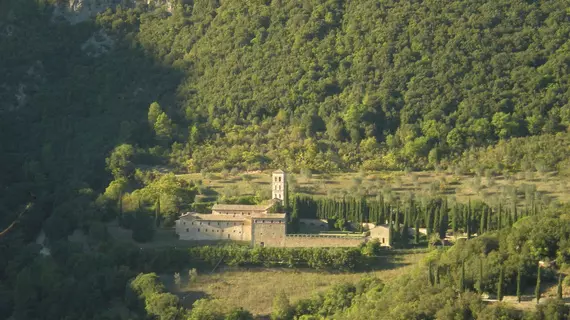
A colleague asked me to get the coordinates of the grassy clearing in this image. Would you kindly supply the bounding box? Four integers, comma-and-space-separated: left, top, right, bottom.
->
180, 169, 569, 206
164, 250, 427, 316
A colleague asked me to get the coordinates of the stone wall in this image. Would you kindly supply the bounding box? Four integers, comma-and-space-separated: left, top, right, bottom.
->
252, 220, 287, 247
282, 234, 364, 248
176, 219, 250, 241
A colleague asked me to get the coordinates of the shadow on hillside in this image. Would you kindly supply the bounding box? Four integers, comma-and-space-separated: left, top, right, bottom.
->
1, 3, 185, 234
0, 2, 187, 318
364, 254, 413, 272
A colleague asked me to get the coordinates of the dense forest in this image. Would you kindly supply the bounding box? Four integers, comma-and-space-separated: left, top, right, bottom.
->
2, 0, 570, 319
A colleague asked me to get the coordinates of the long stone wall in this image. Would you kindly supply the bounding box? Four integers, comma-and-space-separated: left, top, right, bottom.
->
176, 219, 250, 241
252, 220, 287, 247
281, 234, 364, 248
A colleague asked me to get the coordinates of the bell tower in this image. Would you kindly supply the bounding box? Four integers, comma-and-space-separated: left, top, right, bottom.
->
271, 169, 287, 205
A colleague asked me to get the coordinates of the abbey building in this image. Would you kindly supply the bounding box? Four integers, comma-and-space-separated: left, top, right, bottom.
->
175, 170, 288, 246
174, 169, 392, 248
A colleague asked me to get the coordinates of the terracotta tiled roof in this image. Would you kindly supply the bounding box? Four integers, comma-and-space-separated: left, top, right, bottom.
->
179, 212, 248, 221
252, 213, 287, 219
212, 203, 271, 211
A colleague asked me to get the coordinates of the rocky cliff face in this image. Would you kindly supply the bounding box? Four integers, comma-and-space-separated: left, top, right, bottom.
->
52, 0, 130, 24
52, 0, 174, 24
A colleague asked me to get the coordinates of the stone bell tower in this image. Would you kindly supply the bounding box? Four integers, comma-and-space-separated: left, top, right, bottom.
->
271, 169, 288, 205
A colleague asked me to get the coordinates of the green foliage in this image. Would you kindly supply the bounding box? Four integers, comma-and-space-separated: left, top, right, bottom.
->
106, 144, 137, 179
497, 266, 504, 301
271, 292, 293, 320
224, 308, 254, 320
4, 1, 570, 319
532, 299, 570, 320
188, 299, 224, 320
80, 0, 570, 172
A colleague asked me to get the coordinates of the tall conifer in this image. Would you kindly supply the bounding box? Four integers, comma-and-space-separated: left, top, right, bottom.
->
497, 266, 504, 301
414, 218, 420, 244
451, 204, 458, 233
535, 265, 541, 304
558, 273, 563, 299
517, 267, 522, 303
478, 257, 483, 294
460, 261, 465, 293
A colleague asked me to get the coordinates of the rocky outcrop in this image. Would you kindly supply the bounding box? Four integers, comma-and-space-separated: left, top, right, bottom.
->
52, 0, 132, 24
52, 0, 174, 24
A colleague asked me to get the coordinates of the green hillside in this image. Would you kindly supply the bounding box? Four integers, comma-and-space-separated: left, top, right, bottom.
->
2, 0, 570, 319
93, 0, 570, 172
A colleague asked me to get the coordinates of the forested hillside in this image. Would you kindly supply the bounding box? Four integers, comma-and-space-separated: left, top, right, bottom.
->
93, 0, 570, 171
2, 0, 570, 319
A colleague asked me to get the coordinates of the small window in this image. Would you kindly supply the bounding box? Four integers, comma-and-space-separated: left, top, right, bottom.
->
279, 177, 281, 182
382, 238, 385, 244
228, 234, 230, 239
197, 228, 200, 232
217, 222, 220, 225
183, 221, 186, 225
205, 229, 208, 232
186, 228, 189, 232
208, 222, 210, 225
191, 222, 194, 225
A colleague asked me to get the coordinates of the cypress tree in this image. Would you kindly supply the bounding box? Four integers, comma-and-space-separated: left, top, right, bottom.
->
478, 257, 483, 294
517, 267, 522, 303
451, 204, 458, 233
388, 223, 394, 246
486, 207, 492, 231
401, 219, 408, 245
460, 261, 465, 293
435, 265, 440, 285
498, 202, 502, 229
535, 265, 541, 304
395, 204, 400, 233
480, 208, 486, 235
497, 266, 504, 301
558, 273, 563, 299
439, 207, 448, 240
290, 196, 300, 233
513, 203, 518, 222
414, 217, 420, 244
155, 196, 160, 227
428, 262, 433, 286
466, 209, 471, 239
506, 210, 513, 227
426, 207, 433, 236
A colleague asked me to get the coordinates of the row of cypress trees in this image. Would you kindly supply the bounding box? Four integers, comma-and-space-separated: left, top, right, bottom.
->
288, 194, 544, 240
427, 260, 564, 303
